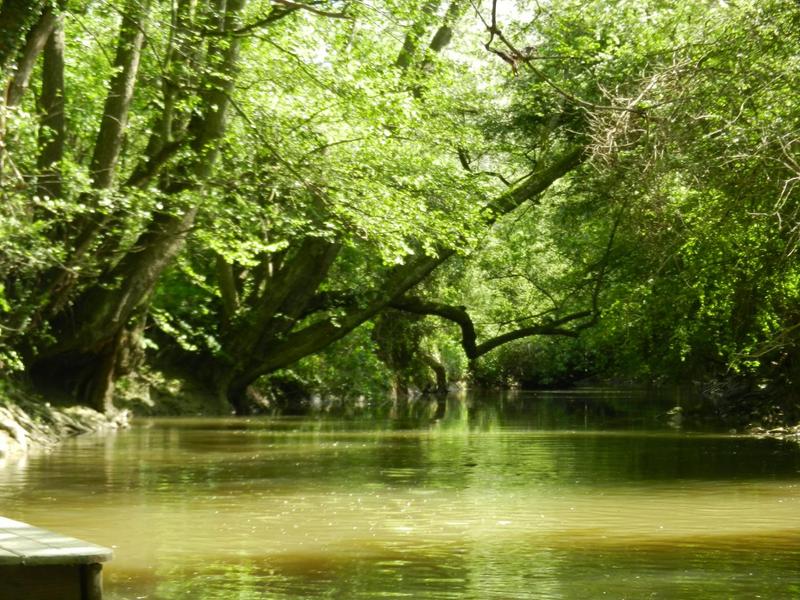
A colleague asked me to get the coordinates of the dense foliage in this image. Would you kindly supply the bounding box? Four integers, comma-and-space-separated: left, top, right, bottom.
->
1, 0, 798, 413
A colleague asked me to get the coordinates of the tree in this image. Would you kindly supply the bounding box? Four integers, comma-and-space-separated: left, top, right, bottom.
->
3, 0, 796, 415
0, 0, 47, 74
576, 0, 800, 386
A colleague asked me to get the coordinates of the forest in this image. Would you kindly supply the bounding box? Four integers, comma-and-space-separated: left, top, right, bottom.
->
1, 0, 799, 419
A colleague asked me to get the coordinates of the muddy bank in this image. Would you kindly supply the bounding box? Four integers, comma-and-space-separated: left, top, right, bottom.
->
0, 393, 129, 462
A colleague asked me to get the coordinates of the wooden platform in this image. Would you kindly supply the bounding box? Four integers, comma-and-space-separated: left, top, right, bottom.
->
0, 516, 112, 600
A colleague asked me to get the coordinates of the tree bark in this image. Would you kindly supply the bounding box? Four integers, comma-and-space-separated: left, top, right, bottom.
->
426, 0, 463, 55
4, 7, 56, 108
36, 14, 64, 199
216, 253, 239, 331
89, 0, 151, 189
228, 238, 340, 354
0, 4, 54, 176
218, 237, 341, 410
422, 353, 448, 393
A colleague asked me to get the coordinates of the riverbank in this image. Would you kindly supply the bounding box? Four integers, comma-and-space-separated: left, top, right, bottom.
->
673, 377, 800, 436
0, 385, 129, 463
2, 369, 798, 462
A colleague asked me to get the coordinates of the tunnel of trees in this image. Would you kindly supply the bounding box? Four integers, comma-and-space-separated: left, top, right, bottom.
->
1, 0, 798, 414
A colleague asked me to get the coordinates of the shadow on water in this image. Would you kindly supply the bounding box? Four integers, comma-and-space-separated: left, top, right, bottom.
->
150, 387, 682, 431
106, 532, 800, 600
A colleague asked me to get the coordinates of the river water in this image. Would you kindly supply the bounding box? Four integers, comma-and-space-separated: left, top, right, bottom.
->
1, 390, 799, 598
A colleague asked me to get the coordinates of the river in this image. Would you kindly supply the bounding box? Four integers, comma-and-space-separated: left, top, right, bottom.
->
1, 390, 799, 598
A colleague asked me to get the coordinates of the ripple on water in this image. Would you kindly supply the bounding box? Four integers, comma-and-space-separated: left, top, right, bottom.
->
1, 394, 799, 599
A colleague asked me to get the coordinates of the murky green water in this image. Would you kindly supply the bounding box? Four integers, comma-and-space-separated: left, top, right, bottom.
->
2, 390, 800, 598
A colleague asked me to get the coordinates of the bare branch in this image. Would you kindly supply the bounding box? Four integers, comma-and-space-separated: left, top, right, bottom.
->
479, 0, 647, 115
457, 147, 511, 186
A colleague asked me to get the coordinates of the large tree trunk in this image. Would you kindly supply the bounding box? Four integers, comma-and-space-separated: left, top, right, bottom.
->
36, 14, 64, 200
0, 5, 55, 176
29, 0, 248, 411
221, 253, 449, 411
88, 0, 150, 190
422, 353, 448, 394
35, 0, 152, 325
4, 7, 56, 108
30, 210, 201, 410
216, 237, 341, 413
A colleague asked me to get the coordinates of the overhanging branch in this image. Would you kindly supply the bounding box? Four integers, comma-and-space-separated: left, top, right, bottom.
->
389, 296, 597, 359
202, 0, 350, 37
230, 146, 587, 381
271, 0, 350, 19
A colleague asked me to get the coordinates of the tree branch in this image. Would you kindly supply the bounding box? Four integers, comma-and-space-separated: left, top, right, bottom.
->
457, 147, 511, 186
228, 146, 586, 384
477, 0, 647, 115
4, 6, 56, 107
389, 295, 596, 359
203, 0, 350, 36
271, 0, 350, 19
202, 8, 298, 35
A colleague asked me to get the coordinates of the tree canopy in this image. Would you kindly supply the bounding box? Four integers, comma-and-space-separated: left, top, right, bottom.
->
1, 0, 798, 412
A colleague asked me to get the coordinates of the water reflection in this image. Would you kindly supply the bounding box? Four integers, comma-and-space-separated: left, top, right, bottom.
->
0, 390, 799, 598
